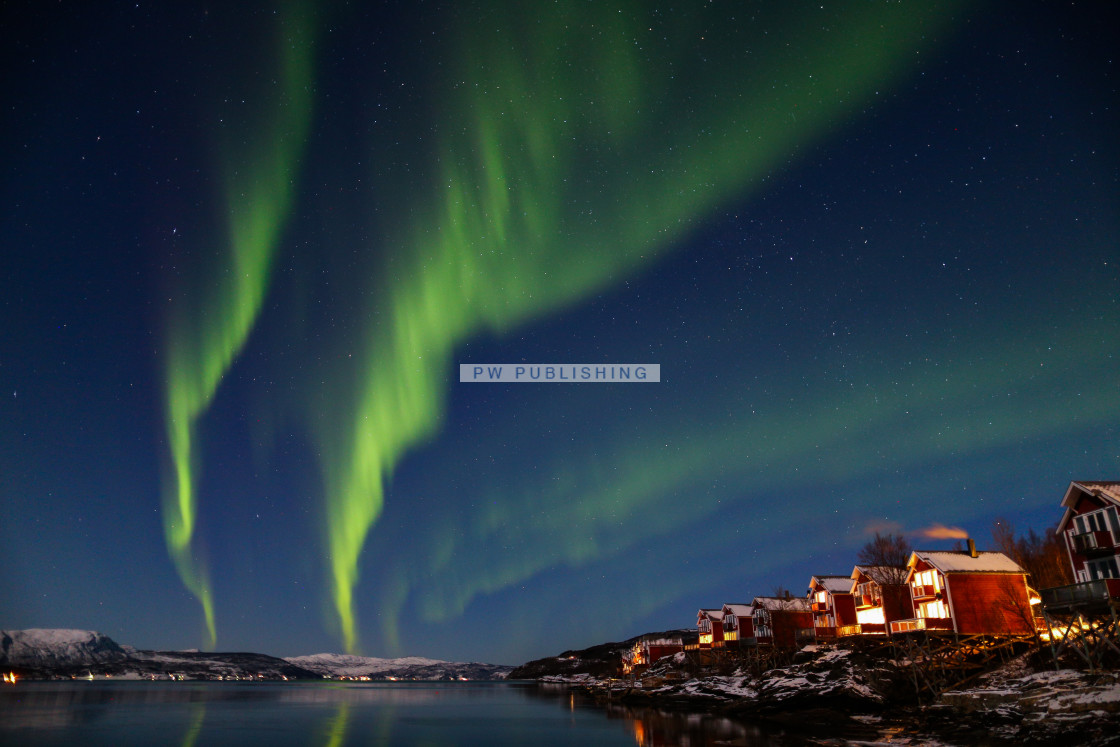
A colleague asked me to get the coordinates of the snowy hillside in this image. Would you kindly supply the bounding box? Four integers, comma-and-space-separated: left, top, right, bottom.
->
0, 629, 316, 680
0, 629, 128, 668
285, 653, 445, 677
285, 653, 512, 680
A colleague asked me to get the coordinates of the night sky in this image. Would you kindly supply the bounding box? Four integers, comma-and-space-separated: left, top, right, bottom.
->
2, 0, 1116, 665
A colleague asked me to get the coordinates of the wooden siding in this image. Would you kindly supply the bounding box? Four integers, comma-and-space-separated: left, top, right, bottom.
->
945, 574, 1034, 635
883, 584, 916, 624
832, 594, 858, 627
646, 643, 683, 664
770, 610, 814, 649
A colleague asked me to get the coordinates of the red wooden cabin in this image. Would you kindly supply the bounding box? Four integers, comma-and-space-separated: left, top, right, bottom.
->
849, 565, 913, 635
697, 608, 725, 649
720, 603, 755, 647
751, 595, 813, 648
807, 575, 858, 640
1056, 481, 1120, 590
891, 542, 1035, 636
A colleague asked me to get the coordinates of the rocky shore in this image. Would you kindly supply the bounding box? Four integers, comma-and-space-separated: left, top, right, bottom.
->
522, 641, 1120, 745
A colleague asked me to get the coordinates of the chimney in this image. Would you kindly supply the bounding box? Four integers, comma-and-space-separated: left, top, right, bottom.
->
967, 538, 978, 558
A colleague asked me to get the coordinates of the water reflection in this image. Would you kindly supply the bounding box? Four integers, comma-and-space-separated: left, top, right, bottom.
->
322, 701, 349, 747
530, 683, 777, 746
0, 681, 788, 745
610, 704, 764, 747
181, 703, 205, 747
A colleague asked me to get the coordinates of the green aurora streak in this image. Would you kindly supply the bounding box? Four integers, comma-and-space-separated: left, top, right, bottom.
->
162, 4, 316, 646
400, 309, 1120, 642
317, 2, 960, 652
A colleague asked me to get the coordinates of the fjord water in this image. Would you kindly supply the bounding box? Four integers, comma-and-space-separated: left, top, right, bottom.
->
0, 681, 782, 746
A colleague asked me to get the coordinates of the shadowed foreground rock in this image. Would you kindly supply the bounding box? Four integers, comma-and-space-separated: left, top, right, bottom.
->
520, 639, 1120, 745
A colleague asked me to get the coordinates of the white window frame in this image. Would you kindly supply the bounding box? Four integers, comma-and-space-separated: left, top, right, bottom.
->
1073, 506, 1120, 544
1087, 556, 1120, 580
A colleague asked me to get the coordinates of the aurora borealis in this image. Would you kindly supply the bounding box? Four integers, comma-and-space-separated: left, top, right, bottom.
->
163, 0, 316, 648
2, 0, 1117, 664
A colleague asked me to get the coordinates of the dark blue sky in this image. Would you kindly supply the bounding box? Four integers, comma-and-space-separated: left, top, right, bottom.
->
1, 1, 1116, 664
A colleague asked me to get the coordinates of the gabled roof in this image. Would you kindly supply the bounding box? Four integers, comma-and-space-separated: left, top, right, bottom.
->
809, 575, 854, 594
1056, 481, 1120, 533
751, 595, 811, 611
849, 565, 908, 593
908, 550, 1025, 575
697, 608, 724, 621
721, 603, 753, 617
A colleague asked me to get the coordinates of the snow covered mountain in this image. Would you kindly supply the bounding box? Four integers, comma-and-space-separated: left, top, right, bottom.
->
0, 629, 511, 681
0, 629, 316, 680
0, 629, 128, 669
285, 653, 512, 681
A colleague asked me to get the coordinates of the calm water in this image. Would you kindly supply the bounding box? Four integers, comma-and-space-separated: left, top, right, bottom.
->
0, 680, 789, 746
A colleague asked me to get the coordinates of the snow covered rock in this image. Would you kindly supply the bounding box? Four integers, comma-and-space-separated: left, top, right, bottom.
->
754, 648, 896, 709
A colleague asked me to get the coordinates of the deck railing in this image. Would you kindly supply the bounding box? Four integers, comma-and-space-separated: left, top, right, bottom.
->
1040, 579, 1120, 609
910, 584, 940, 599
889, 617, 953, 634
1071, 530, 1116, 555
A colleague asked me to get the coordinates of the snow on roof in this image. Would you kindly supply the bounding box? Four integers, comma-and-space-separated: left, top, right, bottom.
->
751, 596, 811, 611
911, 550, 1025, 574
1065, 481, 1120, 507
811, 576, 854, 594
721, 604, 753, 616
698, 608, 725, 621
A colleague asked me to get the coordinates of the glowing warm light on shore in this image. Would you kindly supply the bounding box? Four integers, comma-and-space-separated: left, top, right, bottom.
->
2, 672, 16, 684
1040, 619, 1096, 642
856, 608, 886, 626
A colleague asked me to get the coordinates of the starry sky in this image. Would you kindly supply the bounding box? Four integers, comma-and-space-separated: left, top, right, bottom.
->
1, 0, 1116, 665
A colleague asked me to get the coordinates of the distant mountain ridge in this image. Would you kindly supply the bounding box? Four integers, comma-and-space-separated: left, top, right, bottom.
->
285, 653, 512, 680
284, 653, 446, 676
0, 629, 510, 681
0, 629, 128, 669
